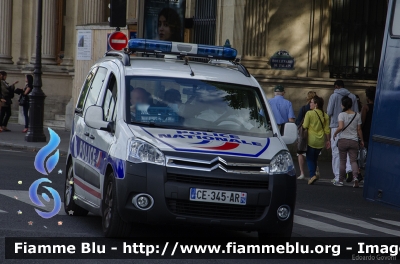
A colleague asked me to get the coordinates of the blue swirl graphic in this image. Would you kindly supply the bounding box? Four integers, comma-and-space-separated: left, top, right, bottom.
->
29, 178, 61, 219
34, 128, 60, 175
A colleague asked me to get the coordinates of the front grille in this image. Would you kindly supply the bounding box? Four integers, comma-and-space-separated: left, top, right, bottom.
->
167, 173, 269, 189
167, 199, 265, 220
166, 156, 268, 174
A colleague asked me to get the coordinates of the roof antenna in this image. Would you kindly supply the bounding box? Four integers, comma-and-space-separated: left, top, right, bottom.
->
184, 57, 195, 76
224, 39, 231, 48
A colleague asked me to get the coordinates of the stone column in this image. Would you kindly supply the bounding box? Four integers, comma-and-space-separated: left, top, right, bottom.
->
0, 0, 14, 64
30, 0, 38, 64
17, 0, 30, 65
127, 0, 138, 20
83, 0, 105, 24
60, 0, 76, 67
30, 0, 57, 65
41, 0, 57, 65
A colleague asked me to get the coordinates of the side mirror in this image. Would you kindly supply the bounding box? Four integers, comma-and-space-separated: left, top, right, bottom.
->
84, 106, 110, 131
281, 123, 297, 145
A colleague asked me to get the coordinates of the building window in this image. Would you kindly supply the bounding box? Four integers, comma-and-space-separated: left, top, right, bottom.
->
243, 0, 268, 58
329, 0, 388, 80
193, 0, 217, 45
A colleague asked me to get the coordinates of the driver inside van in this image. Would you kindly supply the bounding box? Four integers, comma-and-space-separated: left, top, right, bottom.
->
163, 88, 182, 112
130, 87, 151, 120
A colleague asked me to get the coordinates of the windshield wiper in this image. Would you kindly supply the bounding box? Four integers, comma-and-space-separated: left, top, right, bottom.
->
130, 121, 169, 129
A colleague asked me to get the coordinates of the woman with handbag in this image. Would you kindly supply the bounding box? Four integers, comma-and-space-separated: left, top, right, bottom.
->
0, 71, 18, 132
19, 74, 33, 133
295, 91, 320, 180
303, 96, 331, 185
333, 96, 364, 188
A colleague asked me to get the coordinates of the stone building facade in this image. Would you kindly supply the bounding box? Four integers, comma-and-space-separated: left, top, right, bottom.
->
0, 0, 387, 129
1, 0, 138, 129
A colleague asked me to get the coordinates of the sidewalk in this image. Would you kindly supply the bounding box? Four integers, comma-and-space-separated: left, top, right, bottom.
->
0, 123, 70, 155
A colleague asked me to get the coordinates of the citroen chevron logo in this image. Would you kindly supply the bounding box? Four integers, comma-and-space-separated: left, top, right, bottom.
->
209, 157, 229, 172
210, 163, 228, 172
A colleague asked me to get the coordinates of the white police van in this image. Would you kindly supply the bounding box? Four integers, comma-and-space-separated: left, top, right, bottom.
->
65, 39, 298, 238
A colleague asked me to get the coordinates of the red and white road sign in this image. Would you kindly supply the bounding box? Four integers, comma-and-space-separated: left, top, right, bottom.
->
108, 31, 128, 51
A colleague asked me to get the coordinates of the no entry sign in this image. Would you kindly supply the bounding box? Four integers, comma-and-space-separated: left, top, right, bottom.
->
108, 31, 128, 51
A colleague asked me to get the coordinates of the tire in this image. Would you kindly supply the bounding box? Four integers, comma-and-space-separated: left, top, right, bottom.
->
102, 172, 132, 237
64, 161, 89, 216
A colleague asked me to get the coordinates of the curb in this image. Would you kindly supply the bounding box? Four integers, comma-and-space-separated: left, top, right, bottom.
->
0, 142, 68, 156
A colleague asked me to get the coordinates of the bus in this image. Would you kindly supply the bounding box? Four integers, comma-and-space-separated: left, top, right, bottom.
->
364, 0, 400, 209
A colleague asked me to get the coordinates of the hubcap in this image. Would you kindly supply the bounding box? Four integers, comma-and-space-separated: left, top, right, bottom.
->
104, 181, 113, 229
65, 166, 74, 206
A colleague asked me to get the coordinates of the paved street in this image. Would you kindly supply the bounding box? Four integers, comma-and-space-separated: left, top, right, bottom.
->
0, 148, 399, 263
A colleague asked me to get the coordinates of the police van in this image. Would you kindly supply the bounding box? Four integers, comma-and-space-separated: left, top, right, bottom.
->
65, 39, 298, 238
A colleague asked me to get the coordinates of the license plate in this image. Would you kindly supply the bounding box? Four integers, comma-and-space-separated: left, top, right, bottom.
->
189, 188, 247, 205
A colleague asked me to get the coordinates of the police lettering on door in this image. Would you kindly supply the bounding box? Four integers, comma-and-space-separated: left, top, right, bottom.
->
78, 140, 103, 168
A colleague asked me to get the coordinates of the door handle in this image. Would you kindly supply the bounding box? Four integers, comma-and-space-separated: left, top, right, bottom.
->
89, 135, 95, 140
84, 132, 89, 137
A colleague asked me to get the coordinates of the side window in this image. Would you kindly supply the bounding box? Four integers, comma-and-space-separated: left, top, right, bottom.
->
83, 67, 108, 114
102, 73, 118, 122
392, 0, 400, 37
76, 67, 97, 112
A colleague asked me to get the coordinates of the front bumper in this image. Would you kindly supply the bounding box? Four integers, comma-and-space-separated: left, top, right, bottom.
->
115, 161, 296, 232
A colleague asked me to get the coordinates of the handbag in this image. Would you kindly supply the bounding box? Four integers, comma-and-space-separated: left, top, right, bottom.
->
19, 95, 28, 106
297, 106, 308, 153
336, 113, 357, 147
358, 145, 368, 169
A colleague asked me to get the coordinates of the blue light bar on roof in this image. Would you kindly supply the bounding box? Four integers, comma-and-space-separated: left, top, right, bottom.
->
128, 39, 238, 60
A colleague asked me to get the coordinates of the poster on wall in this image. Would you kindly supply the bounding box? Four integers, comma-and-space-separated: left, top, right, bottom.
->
144, 0, 186, 42
76, 30, 92, 60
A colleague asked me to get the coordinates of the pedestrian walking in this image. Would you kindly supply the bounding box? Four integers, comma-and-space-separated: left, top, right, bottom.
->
302, 95, 331, 185
333, 96, 364, 187
327, 80, 358, 184
268, 85, 295, 134
295, 91, 320, 180
0, 71, 18, 132
361, 86, 376, 149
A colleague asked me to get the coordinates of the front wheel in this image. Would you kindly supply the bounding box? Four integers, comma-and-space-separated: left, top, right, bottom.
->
102, 172, 132, 237
64, 161, 89, 216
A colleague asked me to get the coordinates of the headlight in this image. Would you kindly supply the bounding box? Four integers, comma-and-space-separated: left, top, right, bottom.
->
263, 151, 296, 176
127, 138, 165, 165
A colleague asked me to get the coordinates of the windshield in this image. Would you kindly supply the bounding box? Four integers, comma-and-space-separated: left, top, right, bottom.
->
126, 76, 272, 137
